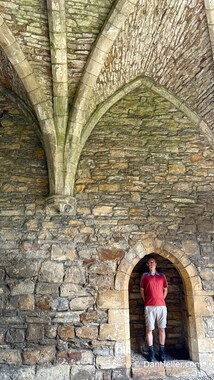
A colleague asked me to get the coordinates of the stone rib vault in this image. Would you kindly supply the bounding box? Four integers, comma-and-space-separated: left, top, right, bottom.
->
0, 1, 214, 380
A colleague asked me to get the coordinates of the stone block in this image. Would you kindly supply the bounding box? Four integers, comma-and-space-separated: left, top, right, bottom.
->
19, 295, 35, 311
0, 349, 22, 364
60, 283, 88, 297
108, 309, 129, 324
0, 365, 35, 380
92, 206, 113, 216
88, 261, 116, 275
26, 324, 44, 341
38, 261, 64, 283
203, 316, 214, 336
6, 261, 39, 278
75, 326, 98, 339
69, 296, 94, 310
132, 362, 165, 379
0, 22, 16, 47
57, 350, 82, 364
97, 290, 128, 309
64, 266, 85, 283
5, 328, 25, 343
80, 350, 94, 365
70, 365, 96, 380
99, 248, 125, 261
10, 280, 35, 295
182, 240, 200, 256
80, 310, 106, 323
52, 297, 68, 311
89, 273, 114, 291
99, 323, 129, 340
57, 325, 75, 340
35, 364, 70, 380
36, 283, 59, 296
99, 183, 121, 192
165, 360, 198, 377
198, 337, 214, 352
115, 271, 130, 290
45, 325, 57, 339
36, 295, 53, 310
96, 355, 125, 369
23, 346, 55, 365
51, 244, 76, 261
52, 311, 80, 324
198, 353, 214, 376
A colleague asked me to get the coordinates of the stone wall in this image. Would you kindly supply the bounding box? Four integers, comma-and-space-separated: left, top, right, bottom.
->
0, 87, 214, 379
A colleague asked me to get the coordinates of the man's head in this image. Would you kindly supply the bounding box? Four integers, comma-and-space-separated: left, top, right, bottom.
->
147, 256, 157, 272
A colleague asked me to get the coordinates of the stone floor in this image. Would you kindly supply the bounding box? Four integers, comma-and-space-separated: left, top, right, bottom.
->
130, 351, 212, 380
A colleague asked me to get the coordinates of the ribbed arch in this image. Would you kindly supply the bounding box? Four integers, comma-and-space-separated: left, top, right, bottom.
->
66, 75, 214, 196
0, 14, 57, 194
66, 0, 139, 140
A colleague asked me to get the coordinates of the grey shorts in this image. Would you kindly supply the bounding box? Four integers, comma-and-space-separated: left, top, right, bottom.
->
145, 306, 167, 330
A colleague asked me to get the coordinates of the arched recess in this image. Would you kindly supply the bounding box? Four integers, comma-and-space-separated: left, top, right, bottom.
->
129, 254, 189, 359
67, 75, 214, 196
114, 239, 206, 370
0, 15, 58, 195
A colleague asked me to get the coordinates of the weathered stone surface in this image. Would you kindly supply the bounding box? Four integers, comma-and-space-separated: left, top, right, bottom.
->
132, 362, 166, 379
19, 295, 35, 311
69, 296, 94, 310
70, 365, 96, 380
0, 365, 35, 380
99, 323, 128, 340
6, 262, 39, 278
26, 325, 44, 341
165, 360, 198, 377
35, 295, 53, 310
96, 355, 125, 369
36, 283, 59, 296
35, 364, 70, 380
51, 244, 76, 261
80, 310, 106, 324
75, 325, 98, 339
60, 283, 88, 297
0, 349, 22, 365
9, 280, 35, 295
99, 248, 125, 261
23, 346, 55, 364
5, 328, 25, 343
57, 350, 81, 364
92, 206, 113, 216
0, 1, 214, 378
88, 273, 114, 291
57, 325, 75, 340
64, 266, 85, 283
97, 291, 128, 309
38, 261, 64, 283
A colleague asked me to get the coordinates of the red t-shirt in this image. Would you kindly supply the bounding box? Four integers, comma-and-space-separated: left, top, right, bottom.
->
140, 272, 168, 306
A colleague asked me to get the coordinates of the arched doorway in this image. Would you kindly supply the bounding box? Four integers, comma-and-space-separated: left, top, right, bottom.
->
114, 240, 205, 373
129, 253, 189, 362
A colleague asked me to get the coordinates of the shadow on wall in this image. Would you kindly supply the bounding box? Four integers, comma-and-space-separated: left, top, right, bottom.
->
129, 253, 189, 360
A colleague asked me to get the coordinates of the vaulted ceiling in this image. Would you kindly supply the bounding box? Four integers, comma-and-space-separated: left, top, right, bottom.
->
0, 0, 214, 211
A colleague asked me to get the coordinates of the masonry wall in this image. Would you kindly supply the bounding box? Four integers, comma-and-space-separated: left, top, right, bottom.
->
0, 87, 214, 379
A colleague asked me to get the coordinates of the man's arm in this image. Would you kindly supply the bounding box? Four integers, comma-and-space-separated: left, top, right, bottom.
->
163, 287, 168, 299
140, 287, 145, 302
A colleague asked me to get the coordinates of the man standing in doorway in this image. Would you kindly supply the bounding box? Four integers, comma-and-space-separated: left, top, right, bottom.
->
140, 256, 168, 362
